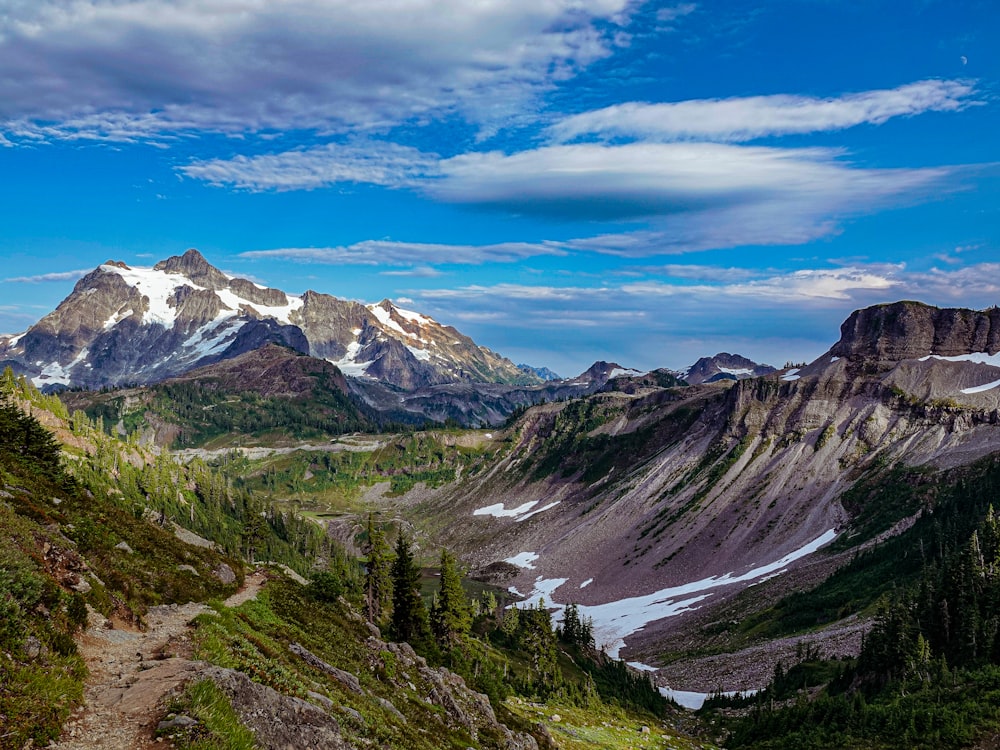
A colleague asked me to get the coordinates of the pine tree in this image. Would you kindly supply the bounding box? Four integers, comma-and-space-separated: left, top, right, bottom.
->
362, 513, 392, 626
430, 548, 471, 648
389, 533, 431, 647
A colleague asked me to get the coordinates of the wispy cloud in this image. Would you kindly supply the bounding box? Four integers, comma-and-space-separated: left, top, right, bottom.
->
240, 239, 567, 266
379, 266, 445, 278
180, 142, 437, 191
548, 80, 977, 143
3, 269, 91, 283
0, 0, 634, 143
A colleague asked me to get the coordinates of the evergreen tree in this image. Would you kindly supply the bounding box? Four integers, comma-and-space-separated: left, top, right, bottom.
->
389, 533, 431, 647
518, 598, 561, 688
362, 513, 392, 626
430, 548, 471, 648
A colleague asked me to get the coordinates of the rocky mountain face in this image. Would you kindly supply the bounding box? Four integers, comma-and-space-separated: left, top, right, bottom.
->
0, 249, 538, 392
418, 301, 1000, 671
831, 300, 1000, 363
681, 352, 776, 384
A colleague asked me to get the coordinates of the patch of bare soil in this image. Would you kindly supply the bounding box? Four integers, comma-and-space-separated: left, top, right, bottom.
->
52, 571, 269, 749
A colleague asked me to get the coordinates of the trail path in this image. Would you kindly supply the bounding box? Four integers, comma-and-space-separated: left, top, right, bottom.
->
53, 570, 269, 750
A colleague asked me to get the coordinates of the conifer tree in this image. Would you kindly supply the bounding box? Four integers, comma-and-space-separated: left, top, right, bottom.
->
363, 513, 392, 625
389, 533, 431, 647
430, 548, 471, 648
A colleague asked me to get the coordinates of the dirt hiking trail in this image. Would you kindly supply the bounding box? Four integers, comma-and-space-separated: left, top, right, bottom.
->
52, 570, 268, 750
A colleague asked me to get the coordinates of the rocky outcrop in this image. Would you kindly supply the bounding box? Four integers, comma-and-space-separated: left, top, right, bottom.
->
228, 277, 288, 308
683, 352, 776, 385
365, 638, 538, 749
202, 665, 354, 750
831, 301, 1000, 363
153, 248, 230, 290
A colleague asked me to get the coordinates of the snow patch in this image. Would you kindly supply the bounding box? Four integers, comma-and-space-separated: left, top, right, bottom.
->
394, 306, 434, 326
920, 352, 1000, 367
505, 552, 539, 570
579, 578, 593, 589
609, 367, 644, 379
406, 345, 431, 362
830, 356, 840, 363
519, 530, 836, 659
961, 379, 1000, 395
475, 500, 540, 518
215, 288, 303, 325
781, 368, 801, 382
516, 501, 561, 522
627, 661, 658, 672
718, 367, 753, 377
101, 264, 205, 327
330, 340, 373, 378
367, 303, 406, 335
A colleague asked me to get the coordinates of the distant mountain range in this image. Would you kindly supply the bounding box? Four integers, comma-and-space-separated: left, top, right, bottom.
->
0, 249, 538, 392
1, 249, 787, 429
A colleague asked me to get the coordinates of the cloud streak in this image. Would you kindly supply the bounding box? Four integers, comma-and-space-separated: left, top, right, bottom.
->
548, 79, 978, 143
181, 143, 437, 191
240, 239, 567, 266
3, 269, 91, 283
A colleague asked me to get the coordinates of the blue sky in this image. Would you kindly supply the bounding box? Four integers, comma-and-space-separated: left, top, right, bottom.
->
1, 0, 998, 376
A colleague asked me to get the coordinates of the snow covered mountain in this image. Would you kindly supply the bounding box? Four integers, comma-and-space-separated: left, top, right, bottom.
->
680, 352, 776, 384
0, 249, 539, 391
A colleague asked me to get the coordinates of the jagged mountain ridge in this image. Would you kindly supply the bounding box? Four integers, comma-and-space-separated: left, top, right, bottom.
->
419, 301, 1000, 666
0, 249, 540, 392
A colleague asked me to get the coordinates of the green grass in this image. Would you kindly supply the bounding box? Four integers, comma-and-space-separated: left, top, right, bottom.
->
157, 679, 257, 750
503, 697, 718, 750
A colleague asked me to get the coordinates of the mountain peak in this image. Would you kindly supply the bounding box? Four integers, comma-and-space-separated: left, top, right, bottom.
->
153, 248, 229, 289
832, 301, 1000, 363
682, 352, 775, 384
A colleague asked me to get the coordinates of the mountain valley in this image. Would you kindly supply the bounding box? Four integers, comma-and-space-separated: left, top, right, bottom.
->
4, 254, 1000, 749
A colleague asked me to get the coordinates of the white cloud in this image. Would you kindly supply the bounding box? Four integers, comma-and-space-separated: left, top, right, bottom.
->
548, 79, 977, 143
181, 142, 437, 191
3, 269, 91, 283
379, 267, 445, 278
240, 239, 567, 266
0, 0, 634, 142
428, 142, 952, 247
656, 3, 697, 24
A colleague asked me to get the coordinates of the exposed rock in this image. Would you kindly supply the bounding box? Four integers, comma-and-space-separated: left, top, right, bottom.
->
366, 637, 538, 749
376, 696, 406, 722
212, 563, 236, 585
114, 542, 134, 554
289, 642, 364, 695
832, 301, 1000, 363
228, 277, 288, 308
682, 352, 777, 385
157, 715, 198, 731
154, 249, 229, 290
24, 635, 43, 660
176, 564, 199, 576
202, 665, 354, 750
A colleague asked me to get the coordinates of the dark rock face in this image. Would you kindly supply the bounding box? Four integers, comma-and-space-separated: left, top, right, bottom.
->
216, 318, 309, 361
202, 666, 353, 749
228, 277, 288, 308
683, 353, 776, 385
153, 249, 230, 290
831, 301, 1000, 362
